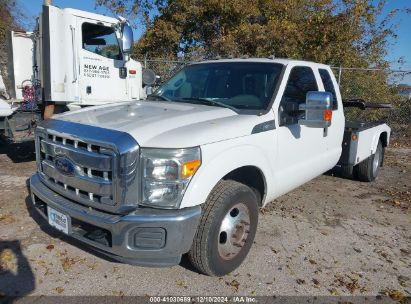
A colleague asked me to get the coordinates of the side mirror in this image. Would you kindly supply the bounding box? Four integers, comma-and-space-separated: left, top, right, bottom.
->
298, 91, 333, 128
142, 69, 157, 86
121, 23, 133, 56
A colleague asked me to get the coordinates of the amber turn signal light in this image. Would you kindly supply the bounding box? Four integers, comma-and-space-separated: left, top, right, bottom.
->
324, 110, 332, 122
181, 159, 201, 178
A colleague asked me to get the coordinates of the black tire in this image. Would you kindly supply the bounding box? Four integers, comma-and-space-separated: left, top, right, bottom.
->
341, 165, 354, 178
356, 140, 383, 182
188, 180, 259, 276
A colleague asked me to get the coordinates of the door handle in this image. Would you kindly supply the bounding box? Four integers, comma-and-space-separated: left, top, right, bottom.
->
70, 26, 77, 83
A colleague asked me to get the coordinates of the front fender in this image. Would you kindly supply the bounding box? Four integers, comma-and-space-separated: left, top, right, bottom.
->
179, 142, 273, 208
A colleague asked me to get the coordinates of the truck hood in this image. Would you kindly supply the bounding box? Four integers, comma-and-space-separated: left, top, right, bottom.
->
53, 101, 264, 148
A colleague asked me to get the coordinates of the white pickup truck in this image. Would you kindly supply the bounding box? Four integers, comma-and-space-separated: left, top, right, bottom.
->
29, 58, 391, 276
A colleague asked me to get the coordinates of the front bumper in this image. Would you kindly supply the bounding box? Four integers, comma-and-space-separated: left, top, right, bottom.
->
30, 173, 201, 267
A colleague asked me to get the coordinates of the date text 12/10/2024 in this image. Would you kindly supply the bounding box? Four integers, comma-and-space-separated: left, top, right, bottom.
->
149, 297, 257, 303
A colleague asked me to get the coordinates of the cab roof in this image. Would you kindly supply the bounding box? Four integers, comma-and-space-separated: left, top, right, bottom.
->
60, 7, 119, 25
193, 58, 331, 69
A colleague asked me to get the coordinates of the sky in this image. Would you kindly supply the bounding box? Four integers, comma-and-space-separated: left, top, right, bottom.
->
22, 0, 411, 84
379, 0, 411, 85
22, 0, 145, 38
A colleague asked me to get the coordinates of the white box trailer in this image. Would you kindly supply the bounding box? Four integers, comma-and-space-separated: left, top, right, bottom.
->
7, 31, 36, 101
0, 69, 8, 97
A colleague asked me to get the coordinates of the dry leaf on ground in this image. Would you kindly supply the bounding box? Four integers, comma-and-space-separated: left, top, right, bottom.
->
46, 244, 54, 251
55, 287, 64, 294
175, 279, 187, 289
227, 280, 240, 291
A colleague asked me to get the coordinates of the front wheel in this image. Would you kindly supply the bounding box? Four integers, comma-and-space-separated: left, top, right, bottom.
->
188, 180, 259, 276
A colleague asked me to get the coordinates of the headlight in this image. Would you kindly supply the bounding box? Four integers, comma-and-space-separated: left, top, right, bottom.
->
140, 147, 201, 208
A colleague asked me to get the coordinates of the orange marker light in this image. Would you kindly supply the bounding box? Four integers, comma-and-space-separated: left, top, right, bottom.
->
182, 160, 201, 178
324, 110, 332, 122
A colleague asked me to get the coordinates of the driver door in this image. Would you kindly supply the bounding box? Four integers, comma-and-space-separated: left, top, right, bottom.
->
76, 18, 128, 103
274, 65, 330, 195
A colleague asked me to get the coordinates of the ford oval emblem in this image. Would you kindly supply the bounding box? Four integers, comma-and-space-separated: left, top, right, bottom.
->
55, 156, 75, 176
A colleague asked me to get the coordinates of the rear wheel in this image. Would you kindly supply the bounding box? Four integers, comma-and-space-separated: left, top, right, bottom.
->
356, 140, 383, 182
188, 180, 258, 276
341, 165, 354, 178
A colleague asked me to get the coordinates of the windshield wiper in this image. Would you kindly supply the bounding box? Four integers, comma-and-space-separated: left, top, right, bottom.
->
180, 97, 238, 112
147, 94, 172, 102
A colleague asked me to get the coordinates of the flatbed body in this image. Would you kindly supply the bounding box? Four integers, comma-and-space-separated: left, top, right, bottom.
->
339, 121, 390, 167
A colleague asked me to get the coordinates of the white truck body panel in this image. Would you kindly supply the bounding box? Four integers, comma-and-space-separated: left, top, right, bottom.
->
54, 101, 253, 147
181, 129, 277, 207
370, 124, 390, 154
354, 123, 391, 165
0, 73, 5, 92
8, 31, 35, 100
271, 61, 344, 196
0, 100, 16, 117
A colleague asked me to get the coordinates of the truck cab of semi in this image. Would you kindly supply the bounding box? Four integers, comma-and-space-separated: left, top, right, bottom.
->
1, 2, 154, 142
36, 4, 145, 109
29, 58, 390, 276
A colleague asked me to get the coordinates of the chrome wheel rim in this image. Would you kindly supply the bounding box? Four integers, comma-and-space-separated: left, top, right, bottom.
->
373, 148, 380, 176
218, 203, 251, 260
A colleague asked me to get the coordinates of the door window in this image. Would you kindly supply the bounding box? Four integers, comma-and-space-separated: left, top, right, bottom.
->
279, 66, 318, 126
82, 23, 122, 60
319, 69, 338, 110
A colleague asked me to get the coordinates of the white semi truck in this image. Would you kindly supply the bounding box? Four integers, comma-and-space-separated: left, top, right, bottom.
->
29, 58, 391, 276
0, 1, 154, 143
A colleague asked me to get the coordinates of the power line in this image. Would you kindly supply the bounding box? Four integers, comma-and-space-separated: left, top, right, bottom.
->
331, 66, 411, 73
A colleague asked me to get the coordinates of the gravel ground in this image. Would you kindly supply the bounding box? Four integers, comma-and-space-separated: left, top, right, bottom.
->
0, 141, 410, 300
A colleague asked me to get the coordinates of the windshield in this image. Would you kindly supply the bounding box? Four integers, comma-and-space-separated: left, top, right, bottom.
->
153, 62, 284, 111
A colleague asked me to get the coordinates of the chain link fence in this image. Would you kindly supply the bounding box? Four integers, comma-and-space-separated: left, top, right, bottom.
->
140, 58, 411, 137
332, 66, 411, 138
139, 58, 192, 85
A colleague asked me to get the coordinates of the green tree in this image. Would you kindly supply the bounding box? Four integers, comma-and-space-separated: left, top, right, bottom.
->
0, 0, 18, 55
0, 0, 24, 94
97, 0, 398, 63
0, 0, 24, 54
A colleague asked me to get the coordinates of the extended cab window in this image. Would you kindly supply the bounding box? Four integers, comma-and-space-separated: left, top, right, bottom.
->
319, 69, 338, 110
82, 23, 122, 60
279, 66, 318, 126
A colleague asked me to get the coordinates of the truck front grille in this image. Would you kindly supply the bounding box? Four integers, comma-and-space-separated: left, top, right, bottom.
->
35, 119, 140, 214
38, 132, 116, 206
